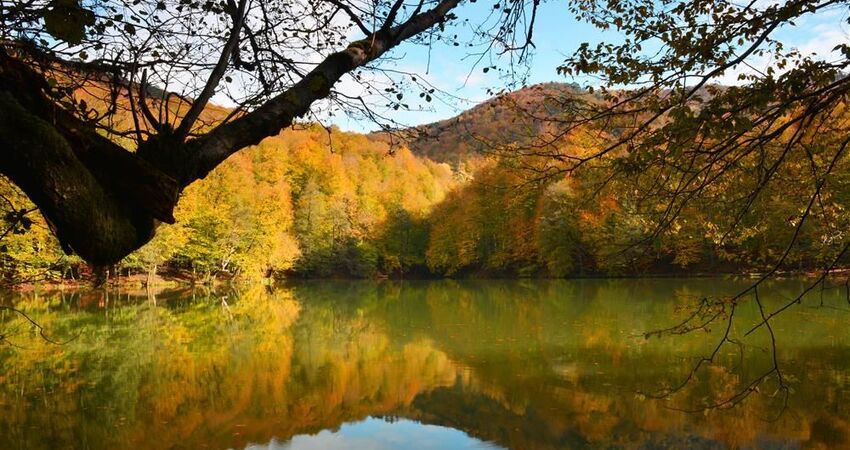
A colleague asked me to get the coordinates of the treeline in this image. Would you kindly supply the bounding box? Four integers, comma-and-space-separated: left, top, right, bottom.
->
0, 125, 456, 283
1, 119, 848, 284
424, 161, 836, 277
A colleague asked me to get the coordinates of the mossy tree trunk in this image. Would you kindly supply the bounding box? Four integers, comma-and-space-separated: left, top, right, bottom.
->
0, 52, 180, 267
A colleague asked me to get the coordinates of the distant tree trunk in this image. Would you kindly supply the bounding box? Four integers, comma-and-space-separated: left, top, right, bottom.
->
146, 264, 157, 287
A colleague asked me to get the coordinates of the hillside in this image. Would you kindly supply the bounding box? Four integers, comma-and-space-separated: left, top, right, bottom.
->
372, 82, 582, 165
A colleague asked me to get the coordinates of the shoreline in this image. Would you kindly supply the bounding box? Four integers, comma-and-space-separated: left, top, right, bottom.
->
5, 267, 850, 292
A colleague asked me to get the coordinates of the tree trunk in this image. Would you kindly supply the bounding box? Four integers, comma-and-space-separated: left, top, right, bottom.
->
146, 264, 157, 287
0, 50, 180, 266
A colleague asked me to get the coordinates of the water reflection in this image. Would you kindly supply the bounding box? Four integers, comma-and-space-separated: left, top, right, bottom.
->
248, 417, 504, 450
0, 279, 849, 449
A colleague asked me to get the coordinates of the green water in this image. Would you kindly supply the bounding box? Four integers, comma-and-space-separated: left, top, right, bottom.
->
1, 279, 849, 449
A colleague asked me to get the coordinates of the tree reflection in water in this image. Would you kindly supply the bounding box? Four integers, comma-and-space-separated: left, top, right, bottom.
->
0, 279, 849, 449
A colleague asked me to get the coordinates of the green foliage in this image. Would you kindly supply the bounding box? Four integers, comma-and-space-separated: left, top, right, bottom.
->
536, 182, 587, 277
376, 208, 430, 275
425, 162, 543, 276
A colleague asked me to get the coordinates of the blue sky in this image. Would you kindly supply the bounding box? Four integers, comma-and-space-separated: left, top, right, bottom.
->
246, 417, 504, 449
328, 0, 850, 133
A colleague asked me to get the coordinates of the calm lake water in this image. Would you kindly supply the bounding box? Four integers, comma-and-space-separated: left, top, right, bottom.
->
1, 279, 849, 449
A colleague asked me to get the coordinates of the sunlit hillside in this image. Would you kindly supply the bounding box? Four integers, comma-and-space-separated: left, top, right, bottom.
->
372, 82, 582, 166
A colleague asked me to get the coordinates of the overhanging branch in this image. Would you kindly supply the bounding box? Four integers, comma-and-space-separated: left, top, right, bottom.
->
169, 0, 463, 185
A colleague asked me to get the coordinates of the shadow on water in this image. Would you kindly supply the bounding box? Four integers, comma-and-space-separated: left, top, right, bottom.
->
1, 278, 849, 449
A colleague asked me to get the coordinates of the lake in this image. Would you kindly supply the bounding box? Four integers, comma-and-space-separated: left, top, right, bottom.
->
1, 278, 849, 449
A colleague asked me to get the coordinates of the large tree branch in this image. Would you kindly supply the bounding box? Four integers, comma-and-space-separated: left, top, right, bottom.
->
159, 0, 462, 185
0, 48, 180, 265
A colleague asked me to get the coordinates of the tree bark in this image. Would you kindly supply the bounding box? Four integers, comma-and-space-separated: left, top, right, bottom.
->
0, 50, 180, 266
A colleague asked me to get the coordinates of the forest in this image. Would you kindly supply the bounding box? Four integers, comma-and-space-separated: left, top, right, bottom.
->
2, 80, 848, 284
0, 0, 847, 286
